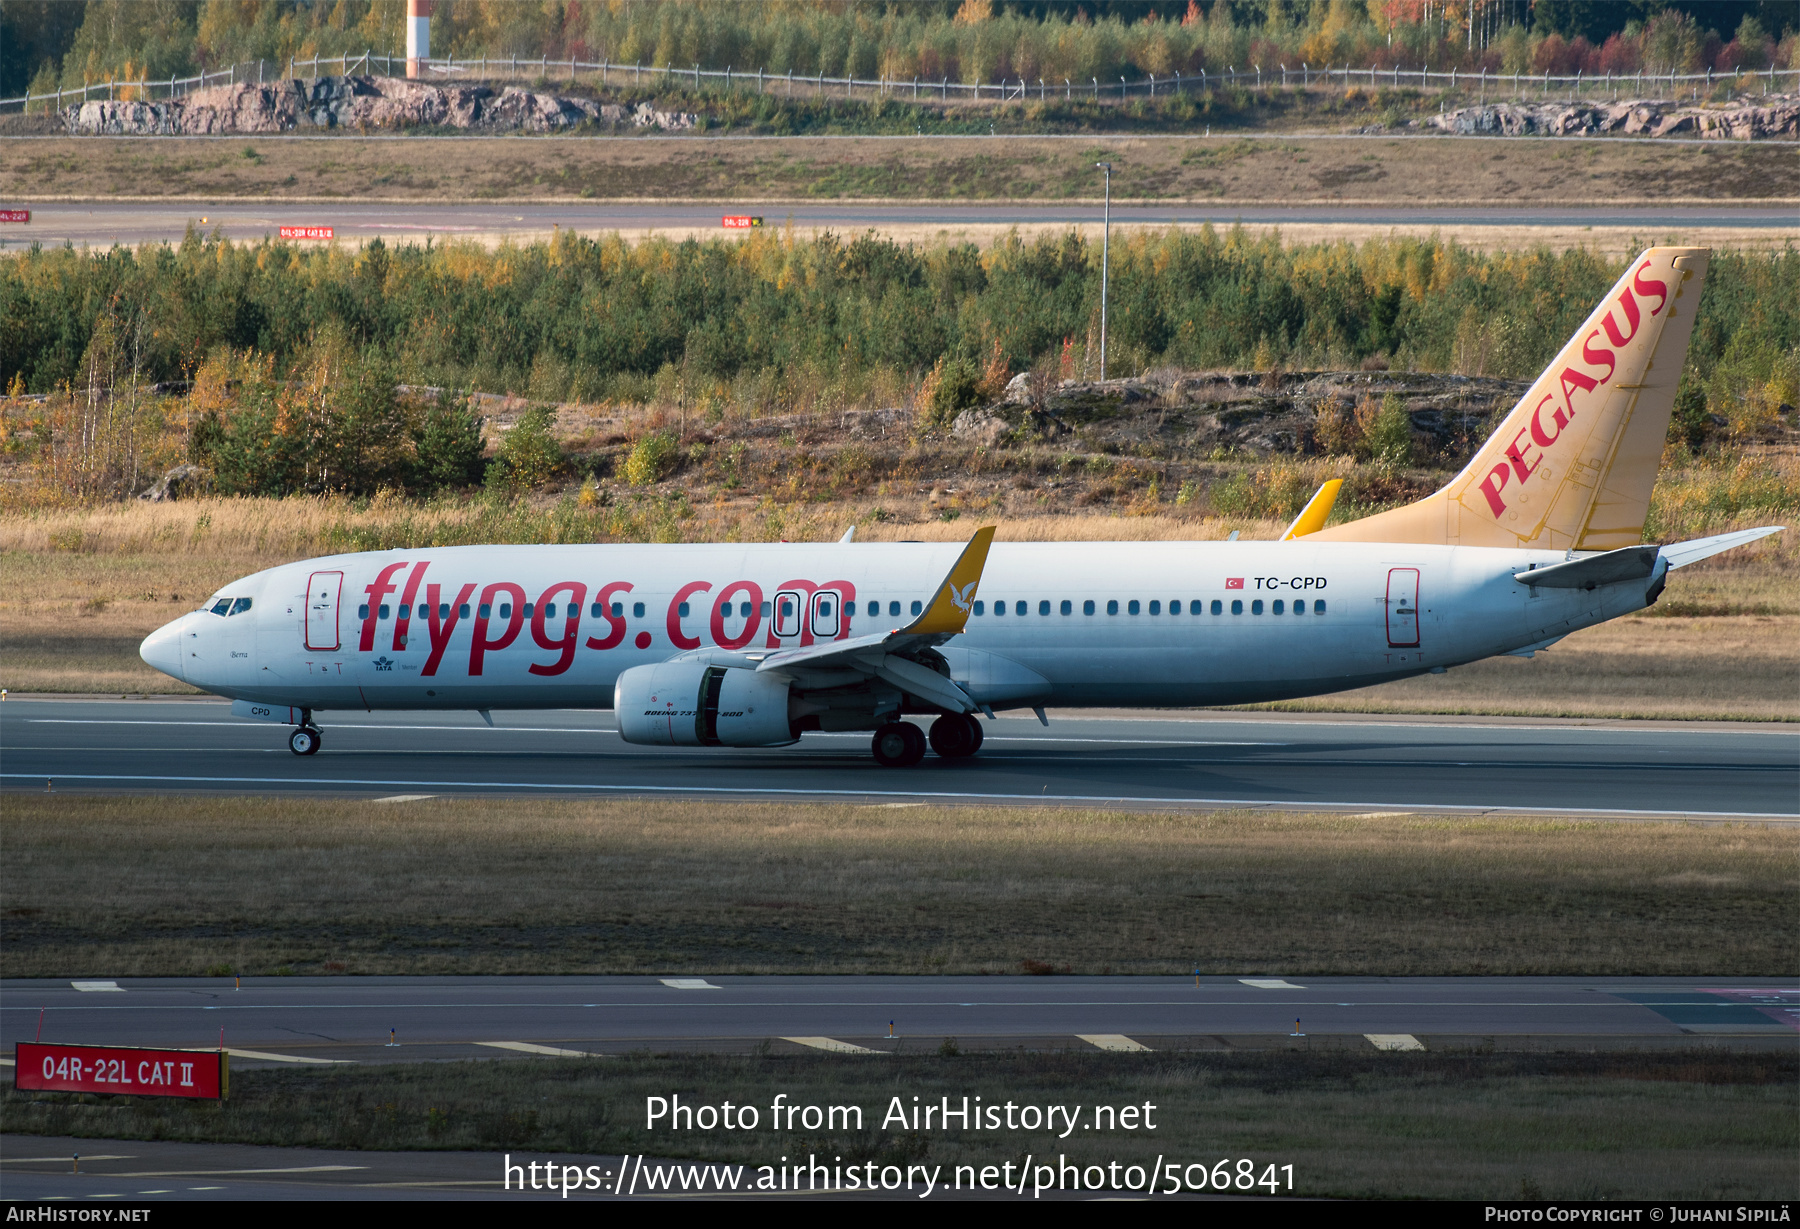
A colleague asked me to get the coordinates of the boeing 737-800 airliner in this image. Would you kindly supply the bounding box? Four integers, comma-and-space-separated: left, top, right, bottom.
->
139, 247, 1782, 766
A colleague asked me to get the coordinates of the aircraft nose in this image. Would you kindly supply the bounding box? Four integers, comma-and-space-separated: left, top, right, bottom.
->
139, 618, 186, 682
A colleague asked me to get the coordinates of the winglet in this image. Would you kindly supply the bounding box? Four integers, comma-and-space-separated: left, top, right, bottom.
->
901, 526, 996, 636
1282, 479, 1343, 540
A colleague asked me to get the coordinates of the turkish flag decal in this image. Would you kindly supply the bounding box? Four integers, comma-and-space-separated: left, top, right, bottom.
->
1225, 577, 1245, 590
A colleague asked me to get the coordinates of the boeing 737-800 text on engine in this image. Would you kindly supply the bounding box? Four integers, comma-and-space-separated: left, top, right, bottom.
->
139, 247, 1782, 766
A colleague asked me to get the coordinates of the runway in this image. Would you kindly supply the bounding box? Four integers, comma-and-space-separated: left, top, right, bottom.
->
5, 200, 1794, 251
3, 698, 1795, 818
5, 976, 1795, 1062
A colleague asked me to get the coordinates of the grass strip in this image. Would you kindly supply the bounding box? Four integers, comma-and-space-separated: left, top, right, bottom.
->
5, 1049, 1794, 1200
2, 796, 1792, 978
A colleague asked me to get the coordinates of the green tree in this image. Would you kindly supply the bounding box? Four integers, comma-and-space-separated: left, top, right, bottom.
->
409, 389, 487, 492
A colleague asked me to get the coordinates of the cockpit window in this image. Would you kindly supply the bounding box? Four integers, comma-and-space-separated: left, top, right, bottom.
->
209, 599, 231, 616
229, 597, 253, 616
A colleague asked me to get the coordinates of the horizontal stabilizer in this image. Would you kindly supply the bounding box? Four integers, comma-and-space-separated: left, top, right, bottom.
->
1515, 545, 1659, 590
1658, 526, 1785, 571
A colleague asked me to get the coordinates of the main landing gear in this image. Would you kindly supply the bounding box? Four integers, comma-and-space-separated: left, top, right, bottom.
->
871, 714, 984, 767
288, 724, 322, 756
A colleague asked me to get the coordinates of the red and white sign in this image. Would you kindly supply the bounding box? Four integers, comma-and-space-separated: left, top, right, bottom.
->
279, 225, 335, 240
14, 1042, 227, 1100
0, 209, 29, 224
721, 216, 763, 229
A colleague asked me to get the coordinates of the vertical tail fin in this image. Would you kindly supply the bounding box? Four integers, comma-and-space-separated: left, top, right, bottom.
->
1309, 247, 1709, 550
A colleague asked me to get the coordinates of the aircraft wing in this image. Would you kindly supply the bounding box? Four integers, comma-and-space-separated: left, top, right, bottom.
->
753, 526, 995, 713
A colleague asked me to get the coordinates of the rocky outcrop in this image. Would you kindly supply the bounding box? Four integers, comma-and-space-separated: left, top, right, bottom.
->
1424, 94, 1798, 139
63, 75, 698, 136
137, 463, 208, 501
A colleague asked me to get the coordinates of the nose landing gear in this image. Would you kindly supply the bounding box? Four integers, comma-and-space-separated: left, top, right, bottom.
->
288, 725, 323, 756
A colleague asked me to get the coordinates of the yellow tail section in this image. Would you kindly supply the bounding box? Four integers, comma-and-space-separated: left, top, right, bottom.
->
1307, 247, 1709, 550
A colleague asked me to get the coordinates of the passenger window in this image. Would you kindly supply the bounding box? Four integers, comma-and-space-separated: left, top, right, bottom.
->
379, 604, 391, 619
545, 603, 556, 619
759, 602, 769, 617
1192, 600, 1204, 615
1314, 599, 1327, 614
678, 602, 690, 618
229, 597, 253, 616
973, 600, 985, 615
590, 602, 603, 618
1272, 599, 1284, 615
499, 603, 512, 619
357, 603, 369, 620
459, 603, 471, 619
1231, 599, 1243, 615
633, 602, 645, 618
1148, 600, 1160, 615
479, 604, 491, 619
818, 601, 831, 618
522, 603, 533, 618
1038, 600, 1050, 616
994, 600, 1005, 617
1015, 601, 1027, 616
1252, 600, 1263, 615
1060, 599, 1072, 615
1128, 600, 1140, 615
911, 600, 923, 615
1107, 600, 1119, 615
441, 604, 452, 619
867, 601, 879, 616
1294, 601, 1306, 616
1084, 599, 1096, 615
889, 601, 901, 617
742, 602, 754, 618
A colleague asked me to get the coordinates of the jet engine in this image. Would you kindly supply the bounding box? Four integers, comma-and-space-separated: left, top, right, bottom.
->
614, 661, 797, 747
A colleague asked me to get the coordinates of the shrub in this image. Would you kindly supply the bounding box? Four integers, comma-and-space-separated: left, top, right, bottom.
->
621, 431, 678, 487
485, 406, 565, 492
1363, 392, 1414, 468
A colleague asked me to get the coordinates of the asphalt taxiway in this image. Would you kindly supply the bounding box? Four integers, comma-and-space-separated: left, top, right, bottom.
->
7, 200, 1795, 250
4, 976, 1794, 1062
2, 698, 1794, 818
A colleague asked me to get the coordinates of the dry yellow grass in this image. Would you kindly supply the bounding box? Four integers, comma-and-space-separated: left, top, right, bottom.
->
7, 134, 1794, 206
2, 795, 1792, 978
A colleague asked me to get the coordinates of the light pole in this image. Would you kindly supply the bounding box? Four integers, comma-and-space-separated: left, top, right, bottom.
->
1095, 161, 1112, 381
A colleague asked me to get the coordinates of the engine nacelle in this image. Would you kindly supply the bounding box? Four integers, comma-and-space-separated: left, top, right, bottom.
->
614, 662, 797, 747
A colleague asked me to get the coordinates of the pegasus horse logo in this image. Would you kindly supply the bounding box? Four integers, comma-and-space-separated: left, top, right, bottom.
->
949, 581, 977, 614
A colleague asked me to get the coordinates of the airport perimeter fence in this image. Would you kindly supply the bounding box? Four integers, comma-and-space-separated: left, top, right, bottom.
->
5, 50, 1797, 114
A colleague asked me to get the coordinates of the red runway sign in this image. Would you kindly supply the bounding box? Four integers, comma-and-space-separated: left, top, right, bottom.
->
279, 225, 335, 240
0, 209, 29, 223
14, 1042, 228, 1100
721, 215, 763, 229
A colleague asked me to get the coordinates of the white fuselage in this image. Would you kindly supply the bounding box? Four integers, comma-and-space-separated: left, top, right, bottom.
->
141, 540, 1650, 713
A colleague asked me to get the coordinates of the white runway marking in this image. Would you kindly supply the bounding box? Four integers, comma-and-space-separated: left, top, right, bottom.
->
71, 980, 123, 992
477, 1041, 594, 1057
1366, 1034, 1427, 1051
4, 772, 1791, 819
224, 1048, 351, 1064
370, 795, 436, 804
660, 979, 719, 990
1240, 979, 1307, 990
783, 1037, 879, 1054
1078, 1034, 1152, 1051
